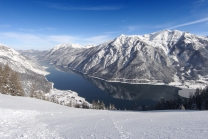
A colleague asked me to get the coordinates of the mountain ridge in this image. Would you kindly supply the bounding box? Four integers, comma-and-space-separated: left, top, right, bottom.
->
0, 44, 52, 95
20, 30, 208, 89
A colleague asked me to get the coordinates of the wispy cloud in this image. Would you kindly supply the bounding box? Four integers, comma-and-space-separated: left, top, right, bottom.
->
41, 2, 123, 11
19, 27, 56, 32
104, 31, 121, 34
127, 26, 139, 32
84, 35, 111, 45
0, 32, 43, 43
168, 17, 208, 29
191, 0, 208, 8
0, 32, 78, 44
0, 32, 79, 50
190, 0, 208, 17
193, 0, 207, 4
47, 35, 77, 43
19, 28, 38, 32
127, 25, 151, 32
0, 32, 112, 49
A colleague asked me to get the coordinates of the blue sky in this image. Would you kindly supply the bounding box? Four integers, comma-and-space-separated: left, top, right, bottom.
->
0, 0, 208, 50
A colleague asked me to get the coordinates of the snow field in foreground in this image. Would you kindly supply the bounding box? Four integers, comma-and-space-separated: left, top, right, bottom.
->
0, 109, 61, 139
0, 94, 208, 139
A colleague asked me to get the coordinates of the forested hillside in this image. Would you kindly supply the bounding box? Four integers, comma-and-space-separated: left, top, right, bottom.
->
0, 64, 24, 96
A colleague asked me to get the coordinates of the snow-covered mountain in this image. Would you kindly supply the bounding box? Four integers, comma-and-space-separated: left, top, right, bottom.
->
43, 43, 88, 66
18, 49, 48, 61
21, 30, 208, 89
0, 44, 52, 95
0, 44, 48, 75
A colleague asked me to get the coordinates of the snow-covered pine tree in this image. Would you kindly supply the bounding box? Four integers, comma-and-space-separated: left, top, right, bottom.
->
92, 99, 96, 109
100, 101, 105, 110
179, 104, 185, 110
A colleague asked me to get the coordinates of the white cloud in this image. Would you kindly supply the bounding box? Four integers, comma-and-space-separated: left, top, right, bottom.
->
0, 32, 77, 43
0, 32, 79, 50
0, 32, 43, 43
0, 32, 113, 49
168, 17, 208, 29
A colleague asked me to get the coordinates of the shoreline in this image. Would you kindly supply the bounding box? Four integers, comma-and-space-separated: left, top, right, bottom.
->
68, 67, 202, 90
42, 63, 198, 99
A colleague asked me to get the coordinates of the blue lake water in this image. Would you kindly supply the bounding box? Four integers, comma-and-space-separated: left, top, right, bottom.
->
41, 62, 182, 110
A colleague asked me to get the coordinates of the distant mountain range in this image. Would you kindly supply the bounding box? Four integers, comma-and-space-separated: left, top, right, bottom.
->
0, 44, 52, 95
18, 49, 48, 61
19, 30, 208, 89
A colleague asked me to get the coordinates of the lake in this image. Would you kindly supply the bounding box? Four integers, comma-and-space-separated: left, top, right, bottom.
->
41, 62, 193, 110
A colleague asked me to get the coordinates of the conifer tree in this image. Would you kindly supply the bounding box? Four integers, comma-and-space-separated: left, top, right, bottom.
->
100, 101, 105, 110
92, 99, 96, 109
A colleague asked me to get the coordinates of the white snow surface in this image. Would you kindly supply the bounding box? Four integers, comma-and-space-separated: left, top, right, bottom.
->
0, 44, 48, 75
49, 43, 83, 55
0, 94, 208, 139
48, 89, 90, 106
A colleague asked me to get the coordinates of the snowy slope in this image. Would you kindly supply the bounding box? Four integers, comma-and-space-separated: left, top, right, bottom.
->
69, 30, 208, 89
20, 30, 208, 89
0, 44, 48, 75
43, 43, 88, 66
0, 94, 208, 139
0, 44, 52, 95
18, 49, 48, 61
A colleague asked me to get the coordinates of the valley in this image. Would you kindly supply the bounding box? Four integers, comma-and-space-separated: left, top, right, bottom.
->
24, 30, 208, 90
41, 62, 186, 110
1, 0, 208, 138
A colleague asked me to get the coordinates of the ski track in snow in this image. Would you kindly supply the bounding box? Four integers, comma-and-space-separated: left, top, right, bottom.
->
0, 108, 62, 139
0, 94, 208, 139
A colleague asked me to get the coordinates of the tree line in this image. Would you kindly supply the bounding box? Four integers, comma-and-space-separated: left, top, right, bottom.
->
1, 63, 207, 111
131, 86, 208, 111
91, 100, 117, 110
0, 64, 24, 96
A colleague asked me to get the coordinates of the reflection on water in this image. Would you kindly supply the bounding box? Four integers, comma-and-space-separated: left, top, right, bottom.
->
82, 74, 181, 101
42, 62, 182, 109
